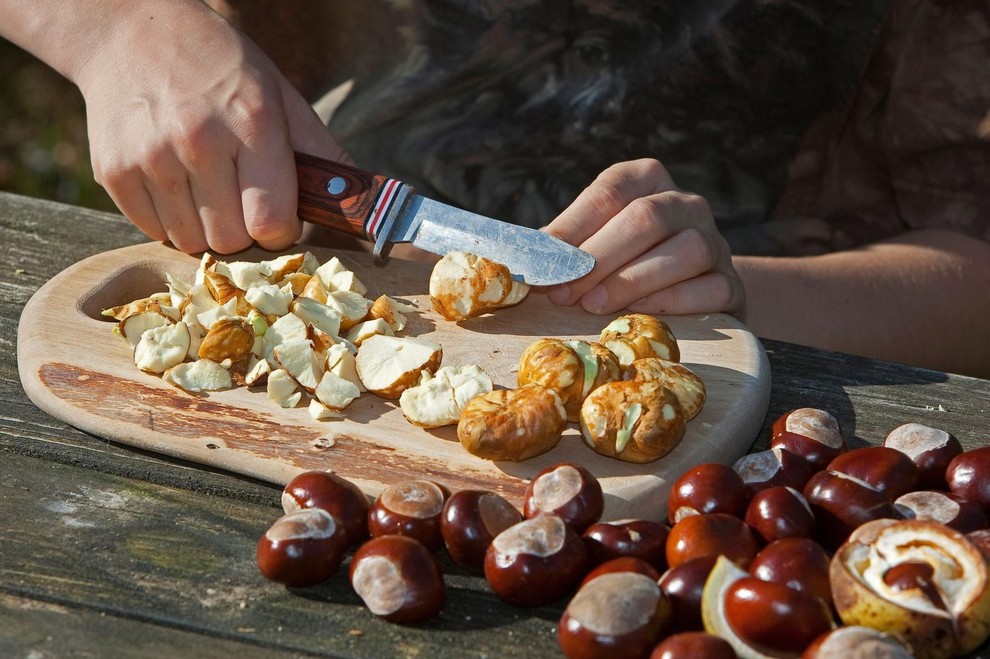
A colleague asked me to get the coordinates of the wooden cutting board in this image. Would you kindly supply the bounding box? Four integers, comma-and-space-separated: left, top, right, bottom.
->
18, 242, 770, 522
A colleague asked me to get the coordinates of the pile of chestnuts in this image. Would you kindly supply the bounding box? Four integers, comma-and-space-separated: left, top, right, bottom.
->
255, 408, 990, 659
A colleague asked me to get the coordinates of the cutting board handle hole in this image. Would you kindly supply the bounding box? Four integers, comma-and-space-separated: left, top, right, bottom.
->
78, 261, 180, 322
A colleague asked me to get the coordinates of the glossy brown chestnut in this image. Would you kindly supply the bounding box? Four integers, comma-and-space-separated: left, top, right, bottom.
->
749, 537, 833, 608
802, 469, 899, 551
256, 508, 347, 587
826, 446, 920, 499
667, 462, 748, 523
666, 512, 760, 570
368, 479, 450, 552
802, 625, 914, 658
523, 462, 604, 533
946, 447, 990, 513
657, 554, 718, 632
440, 489, 522, 572
650, 632, 736, 659
558, 571, 671, 659
883, 423, 963, 491
485, 514, 589, 607
281, 470, 370, 547
349, 534, 445, 623
582, 518, 670, 572
744, 485, 816, 543
723, 576, 834, 656
732, 447, 815, 497
582, 556, 662, 586
771, 407, 846, 471
894, 490, 989, 534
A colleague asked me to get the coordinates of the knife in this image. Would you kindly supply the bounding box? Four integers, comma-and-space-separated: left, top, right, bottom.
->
294, 152, 594, 286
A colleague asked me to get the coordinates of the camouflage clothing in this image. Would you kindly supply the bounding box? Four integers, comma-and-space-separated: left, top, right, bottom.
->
223, 0, 990, 256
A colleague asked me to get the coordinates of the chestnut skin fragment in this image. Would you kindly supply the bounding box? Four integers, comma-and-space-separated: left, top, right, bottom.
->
558, 571, 672, 659
579, 380, 687, 464
457, 383, 567, 461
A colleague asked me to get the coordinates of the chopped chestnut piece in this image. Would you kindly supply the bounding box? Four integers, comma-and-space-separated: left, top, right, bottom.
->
803, 469, 899, 551
349, 535, 445, 623
667, 462, 748, 524
946, 447, 990, 513
281, 470, 370, 547
650, 632, 736, 659
256, 508, 347, 588
368, 479, 450, 552
894, 490, 989, 533
657, 554, 718, 632
523, 463, 604, 533
558, 572, 671, 659
440, 489, 522, 572
665, 512, 760, 570
582, 556, 662, 586
826, 446, 920, 499
771, 407, 846, 471
732, 447, 814, 497
883, 422, 962, 490
484, 515, 588, 607
582, 518, 670, 572
744, 485, 816, 543
749, 537, 833, 609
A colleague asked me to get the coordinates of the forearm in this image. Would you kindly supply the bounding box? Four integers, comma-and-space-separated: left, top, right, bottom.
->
0, 0, 211, 84
735, 229, 990, 378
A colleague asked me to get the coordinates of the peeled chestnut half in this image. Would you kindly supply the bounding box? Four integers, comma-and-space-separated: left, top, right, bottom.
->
830, 518, 990, 659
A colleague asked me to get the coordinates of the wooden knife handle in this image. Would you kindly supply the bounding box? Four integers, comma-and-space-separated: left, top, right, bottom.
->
294, 151, 406, 242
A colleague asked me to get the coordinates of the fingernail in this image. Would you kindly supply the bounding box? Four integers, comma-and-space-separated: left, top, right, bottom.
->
547, 285, 571, 305
583, 286, 608, 313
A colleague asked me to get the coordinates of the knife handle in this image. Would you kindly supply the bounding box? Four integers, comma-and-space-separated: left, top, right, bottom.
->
294, 151, 407, 243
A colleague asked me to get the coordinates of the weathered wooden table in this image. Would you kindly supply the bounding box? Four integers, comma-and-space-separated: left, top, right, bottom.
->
3, 191, 988, 658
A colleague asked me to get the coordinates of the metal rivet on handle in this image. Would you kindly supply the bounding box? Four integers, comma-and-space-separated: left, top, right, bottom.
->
326, 176, 347, 196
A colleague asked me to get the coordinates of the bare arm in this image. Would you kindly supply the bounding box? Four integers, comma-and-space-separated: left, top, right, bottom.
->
736, 229, 990, 378
0, 0, 348, 254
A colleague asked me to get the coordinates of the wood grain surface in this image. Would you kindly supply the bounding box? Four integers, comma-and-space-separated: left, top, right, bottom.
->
17, 241, 770, 521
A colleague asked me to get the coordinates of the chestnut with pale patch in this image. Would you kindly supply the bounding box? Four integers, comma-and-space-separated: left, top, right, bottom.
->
558, 572, 671, 658
256, 508, 347, 587
523, 463, 603, 533
369, 480, 449, 551
732, 446, 814, 496
484, 515, 588, 607
349, 535, 445, 623
884, 423, 962, 491
771, 407, 846, 471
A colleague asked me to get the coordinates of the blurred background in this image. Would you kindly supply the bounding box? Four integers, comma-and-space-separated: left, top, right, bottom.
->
0, 39, 116, 213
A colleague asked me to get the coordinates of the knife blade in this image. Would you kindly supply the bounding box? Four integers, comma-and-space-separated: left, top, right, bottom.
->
294, 152, 594, 286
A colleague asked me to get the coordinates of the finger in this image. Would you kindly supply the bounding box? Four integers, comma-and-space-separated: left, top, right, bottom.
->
549, 190, 711, 305
142, 152, 208, 253
626, 271, 744, 317
237, 129, 301, 252
281, 77, 353, 165
97, 163, 168, 243
187, 154, 253, 255
543, 159, 677, 248
577, 227, 722, 314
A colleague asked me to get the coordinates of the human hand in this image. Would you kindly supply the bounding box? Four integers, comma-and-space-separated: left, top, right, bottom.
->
73, 1, 348, 254
544, 159, 744, 318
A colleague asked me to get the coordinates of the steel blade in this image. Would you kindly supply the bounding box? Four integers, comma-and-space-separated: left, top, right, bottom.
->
390, 196, 594, 286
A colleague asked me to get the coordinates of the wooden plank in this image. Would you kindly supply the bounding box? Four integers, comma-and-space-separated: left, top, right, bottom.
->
17, 241, 771, 521
0, 451, 562, 658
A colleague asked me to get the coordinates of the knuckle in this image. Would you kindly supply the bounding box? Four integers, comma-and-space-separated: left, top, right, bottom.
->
679, 227, 718, 268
